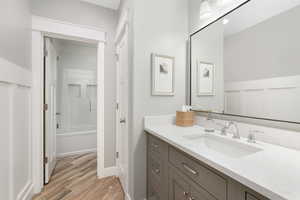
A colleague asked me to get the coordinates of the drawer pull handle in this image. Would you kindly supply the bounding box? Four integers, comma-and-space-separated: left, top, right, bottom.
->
152, 143, 159, 149
182, 163, 198, 175
153, 169, 160, 174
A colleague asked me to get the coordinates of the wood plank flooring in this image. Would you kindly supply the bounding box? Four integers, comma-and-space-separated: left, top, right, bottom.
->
33, 153, 124, 200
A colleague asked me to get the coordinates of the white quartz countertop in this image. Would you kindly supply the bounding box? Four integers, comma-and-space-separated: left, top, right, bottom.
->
144, 115, 300, 200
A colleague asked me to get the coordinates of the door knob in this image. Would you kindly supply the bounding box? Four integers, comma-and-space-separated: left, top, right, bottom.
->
120, 118, 126, 123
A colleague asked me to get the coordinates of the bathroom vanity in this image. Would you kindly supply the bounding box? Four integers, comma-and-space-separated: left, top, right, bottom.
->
145, 116, 300, 200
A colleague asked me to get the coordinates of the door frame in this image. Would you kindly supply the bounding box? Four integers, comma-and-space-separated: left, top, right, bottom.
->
31, 15, 106, 193
115, 9, 130, 198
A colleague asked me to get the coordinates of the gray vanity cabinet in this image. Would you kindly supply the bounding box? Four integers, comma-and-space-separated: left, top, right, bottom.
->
147, 134, 169, 200
168, 167, 190, 200
147, 133, 269, 200
169, 165, 217, 200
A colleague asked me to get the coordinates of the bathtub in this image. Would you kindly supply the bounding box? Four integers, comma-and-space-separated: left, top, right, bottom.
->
56, 127, 97, 157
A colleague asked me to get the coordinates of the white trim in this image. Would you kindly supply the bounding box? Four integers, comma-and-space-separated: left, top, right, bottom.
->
57, 130, 96, 137
32, 15, 106, 43
57, 148, 97, 158
0, 58, 31, 87
16, 182, 33, 200
8, 84, 15, 200
97, 42, 106, 178
100, 166, 119, 177
125, 193, 132, 200
31, 17, 106, 195
81, 0, 120, 10
115, 9, 129, 43
31, 31, 44, 194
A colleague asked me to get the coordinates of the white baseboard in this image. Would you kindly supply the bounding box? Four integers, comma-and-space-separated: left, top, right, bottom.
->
17, 181, 34, 200
125, 192, 132, 200
57, 148, 96, 157
98, 166, 120, 178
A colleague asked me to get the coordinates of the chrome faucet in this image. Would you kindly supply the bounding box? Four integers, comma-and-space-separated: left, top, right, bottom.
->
222, 121, 240, 139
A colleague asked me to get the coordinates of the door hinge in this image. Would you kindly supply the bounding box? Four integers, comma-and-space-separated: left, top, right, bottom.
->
44, 157, 48, 164
115, 53, 119, 61
116, 152, 119, 159
44, 104, 48, 111
116, 103, 119, 110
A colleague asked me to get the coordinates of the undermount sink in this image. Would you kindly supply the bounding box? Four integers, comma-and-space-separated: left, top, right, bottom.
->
183, 134, 263, 158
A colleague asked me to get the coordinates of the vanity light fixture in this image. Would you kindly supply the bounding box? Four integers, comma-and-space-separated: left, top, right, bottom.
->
199, 0, 212, 19
222, 18, 229, 25
217, 0, 233, 7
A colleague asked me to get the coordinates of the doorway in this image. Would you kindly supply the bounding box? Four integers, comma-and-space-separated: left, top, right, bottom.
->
32, 16, 106, 193
43, 37, 98, 184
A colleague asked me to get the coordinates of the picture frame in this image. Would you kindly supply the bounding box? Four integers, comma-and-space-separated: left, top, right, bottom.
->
151, 54, 175, 96
197, 61, 214, 96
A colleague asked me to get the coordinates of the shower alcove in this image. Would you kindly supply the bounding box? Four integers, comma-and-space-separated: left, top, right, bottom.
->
56, 69, 97, 156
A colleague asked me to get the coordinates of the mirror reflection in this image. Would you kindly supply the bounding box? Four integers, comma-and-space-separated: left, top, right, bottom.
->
190, 0, 300, 122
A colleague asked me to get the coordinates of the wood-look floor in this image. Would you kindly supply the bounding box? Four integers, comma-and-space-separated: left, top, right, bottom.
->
33, 153, 124, 200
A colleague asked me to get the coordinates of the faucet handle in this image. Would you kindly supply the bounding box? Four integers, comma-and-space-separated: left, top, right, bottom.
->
248, 131, 257, 143
220, 126, 227, 135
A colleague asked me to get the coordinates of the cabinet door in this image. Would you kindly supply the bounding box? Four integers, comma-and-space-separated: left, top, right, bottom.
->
190, 186, 217, 200
169, 168, 190, 200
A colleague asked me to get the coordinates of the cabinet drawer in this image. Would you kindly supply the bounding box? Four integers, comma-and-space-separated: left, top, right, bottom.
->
169, 166, 217, 200
149, 134, 164, 156
149, 155, 162, 179
169, 147, 227, 200
246, 192, 267, 200
148, 177, 161, 200
246, 193, 259, 200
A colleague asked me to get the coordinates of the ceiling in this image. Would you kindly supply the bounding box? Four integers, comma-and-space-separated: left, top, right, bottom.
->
80, 0, 121, 10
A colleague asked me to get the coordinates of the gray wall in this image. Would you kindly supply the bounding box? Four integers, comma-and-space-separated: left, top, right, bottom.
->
224, 5, 300, 82
130, 0, 188, 199
0, 0, 31, 69
31, 0, 118, 167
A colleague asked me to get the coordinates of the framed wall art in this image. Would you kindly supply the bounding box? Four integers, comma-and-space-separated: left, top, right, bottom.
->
197, 62, 214, 96
151, 54, 175, 96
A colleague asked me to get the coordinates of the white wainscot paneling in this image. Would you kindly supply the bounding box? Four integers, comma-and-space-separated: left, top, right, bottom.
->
56, 130, 97, 157
225, 75, 300, 122
0, 58, 33, 200
13, 86, 32, 200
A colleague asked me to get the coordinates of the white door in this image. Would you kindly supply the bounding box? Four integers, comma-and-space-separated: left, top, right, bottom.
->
116, 29, 129, 193
44, 38, 58, 184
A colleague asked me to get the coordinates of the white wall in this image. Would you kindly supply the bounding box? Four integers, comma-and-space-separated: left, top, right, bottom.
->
31, 0, 118, 167
0, 0, 33, 199
129, 0, 189, 199
0, 0, 31, 69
